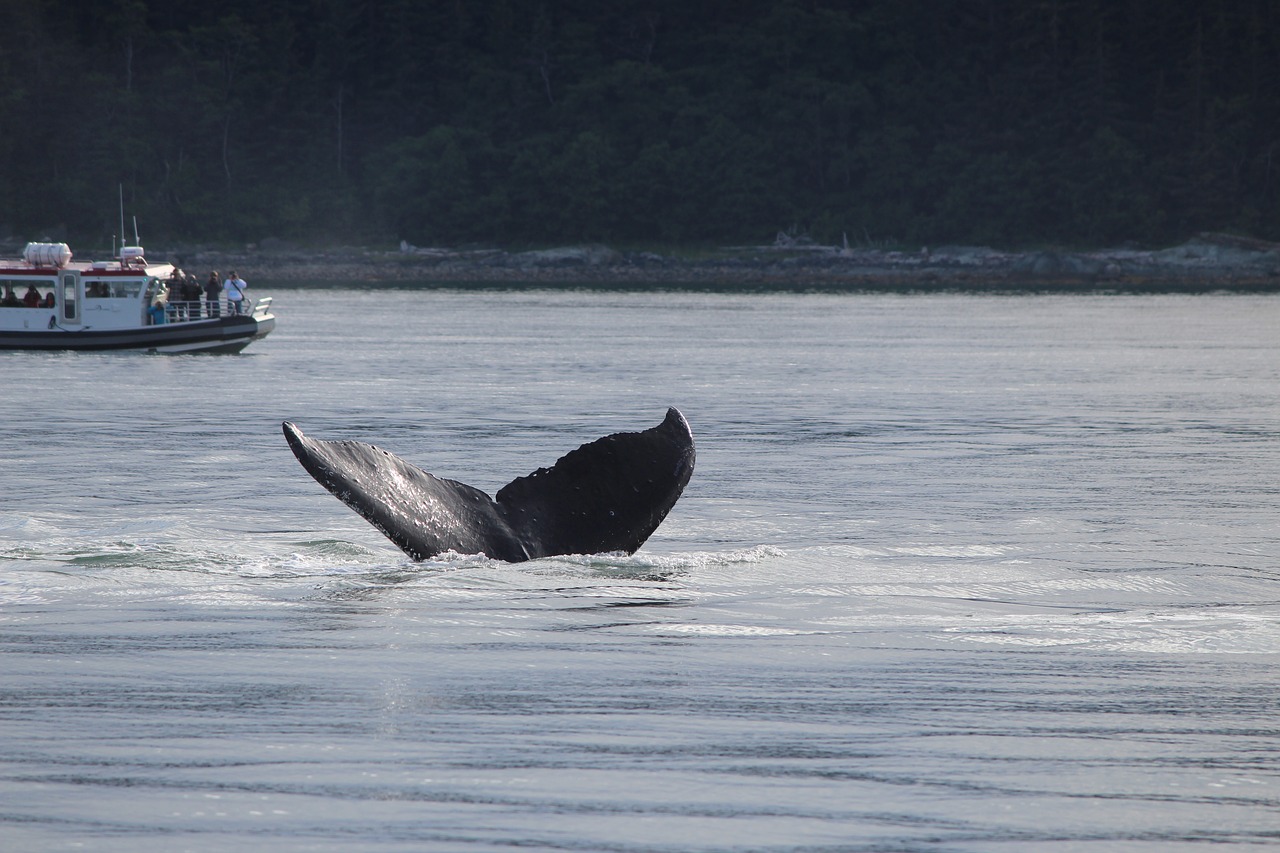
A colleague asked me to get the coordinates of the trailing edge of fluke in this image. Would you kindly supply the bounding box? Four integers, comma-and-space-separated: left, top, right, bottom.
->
282, 408, 695, 562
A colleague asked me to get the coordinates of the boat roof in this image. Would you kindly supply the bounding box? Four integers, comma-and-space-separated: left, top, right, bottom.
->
0, 258, 172, 277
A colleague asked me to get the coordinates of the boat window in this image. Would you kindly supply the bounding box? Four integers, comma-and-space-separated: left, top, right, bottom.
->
0, 278, 54, 299
84, 280, 141, 298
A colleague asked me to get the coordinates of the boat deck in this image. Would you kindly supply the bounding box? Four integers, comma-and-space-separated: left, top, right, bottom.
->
151, 297, 274, 324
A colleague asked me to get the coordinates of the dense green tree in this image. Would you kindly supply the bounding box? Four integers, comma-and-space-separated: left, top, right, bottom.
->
3, 0, 1280, 248
370, 125, 509, 244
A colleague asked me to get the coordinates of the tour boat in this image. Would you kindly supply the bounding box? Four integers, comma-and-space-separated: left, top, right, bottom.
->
0, 242, 275, 353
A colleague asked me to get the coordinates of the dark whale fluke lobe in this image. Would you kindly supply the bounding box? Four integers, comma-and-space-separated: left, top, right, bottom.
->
282, 408, 695, 562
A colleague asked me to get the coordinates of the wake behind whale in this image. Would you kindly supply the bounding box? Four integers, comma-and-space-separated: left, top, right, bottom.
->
282, 408, 695, 562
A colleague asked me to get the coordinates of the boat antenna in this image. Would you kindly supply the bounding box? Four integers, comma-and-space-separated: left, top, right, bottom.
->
118, 184, 126, 254
133, 215, 140, 245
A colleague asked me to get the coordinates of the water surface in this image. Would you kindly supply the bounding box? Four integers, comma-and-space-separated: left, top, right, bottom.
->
3, 288, 1279, 851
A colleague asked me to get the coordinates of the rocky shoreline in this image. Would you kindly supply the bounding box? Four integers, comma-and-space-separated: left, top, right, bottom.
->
166, 232, 1280, 289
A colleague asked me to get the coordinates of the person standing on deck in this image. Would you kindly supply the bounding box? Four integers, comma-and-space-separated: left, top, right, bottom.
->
168, 269, 188, 320
204, 271, 222, 317
183, 271, 203, 318
223, 270, 247, 315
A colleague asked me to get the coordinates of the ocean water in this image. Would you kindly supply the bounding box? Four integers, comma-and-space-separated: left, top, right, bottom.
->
2, 286, 1279, 852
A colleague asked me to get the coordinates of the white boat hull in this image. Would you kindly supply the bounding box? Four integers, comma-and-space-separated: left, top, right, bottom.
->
0, 312, 275, 353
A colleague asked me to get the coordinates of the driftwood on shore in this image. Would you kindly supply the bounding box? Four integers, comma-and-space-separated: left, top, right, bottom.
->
167, 232, 1280, 288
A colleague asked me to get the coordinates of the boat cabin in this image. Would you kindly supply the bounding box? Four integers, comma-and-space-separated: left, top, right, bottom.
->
0, 243, 179, 330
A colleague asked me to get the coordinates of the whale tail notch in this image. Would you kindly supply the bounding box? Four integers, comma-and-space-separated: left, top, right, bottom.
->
282, 408, 695, 562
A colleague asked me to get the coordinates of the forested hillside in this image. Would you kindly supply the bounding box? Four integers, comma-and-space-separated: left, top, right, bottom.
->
4, 0, 1279, 249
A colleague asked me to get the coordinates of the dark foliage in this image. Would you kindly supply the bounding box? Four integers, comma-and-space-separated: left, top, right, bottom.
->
3, 0, 1279, 248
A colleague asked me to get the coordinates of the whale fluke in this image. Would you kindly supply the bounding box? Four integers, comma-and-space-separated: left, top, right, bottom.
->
282, 408, 695, 562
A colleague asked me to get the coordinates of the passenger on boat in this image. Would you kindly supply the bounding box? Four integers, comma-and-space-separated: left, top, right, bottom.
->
168, 269, 188, 321
23, 284, 40, 307
204, 271, 221, 318
148, 290, 168, 325
42, 292, 55, 309
182, 272, 203, 319
1, 286, 19, 307
223, 270, 247, 315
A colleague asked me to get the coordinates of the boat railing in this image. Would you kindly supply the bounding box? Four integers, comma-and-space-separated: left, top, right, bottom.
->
158, 298, 268, 324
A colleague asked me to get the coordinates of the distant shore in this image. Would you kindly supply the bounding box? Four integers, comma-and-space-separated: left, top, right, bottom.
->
167, 232, 1280, 289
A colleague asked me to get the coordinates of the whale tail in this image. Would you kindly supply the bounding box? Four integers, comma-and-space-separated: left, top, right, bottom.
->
282, 408, 695, 562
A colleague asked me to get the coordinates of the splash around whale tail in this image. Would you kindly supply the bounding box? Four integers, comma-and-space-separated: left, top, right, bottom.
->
282, 408, 695, 562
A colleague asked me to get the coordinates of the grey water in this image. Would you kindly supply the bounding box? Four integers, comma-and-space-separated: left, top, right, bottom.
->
2, 286, 1279, 852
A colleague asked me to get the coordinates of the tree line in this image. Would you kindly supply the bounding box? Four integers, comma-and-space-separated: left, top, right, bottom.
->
3, 0, 1280, 250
